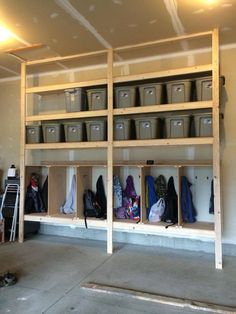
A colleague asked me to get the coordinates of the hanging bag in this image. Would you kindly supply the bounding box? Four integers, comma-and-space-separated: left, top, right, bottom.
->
149, 198, 165, 223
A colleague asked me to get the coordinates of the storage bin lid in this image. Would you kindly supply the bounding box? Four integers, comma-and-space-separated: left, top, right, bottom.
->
166, 79, 193, 85
196, 76, 225, 85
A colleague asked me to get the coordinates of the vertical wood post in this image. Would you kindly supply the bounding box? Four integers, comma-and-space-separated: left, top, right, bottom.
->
107, 49, 113, 254
212, 28, 222, 269
19, 62, 26, 243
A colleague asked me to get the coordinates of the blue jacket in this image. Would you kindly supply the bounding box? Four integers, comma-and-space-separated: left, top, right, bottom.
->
181, 176, 196, 223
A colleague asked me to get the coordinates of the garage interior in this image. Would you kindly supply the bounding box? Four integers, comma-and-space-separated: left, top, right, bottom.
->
0, 0, 236, 313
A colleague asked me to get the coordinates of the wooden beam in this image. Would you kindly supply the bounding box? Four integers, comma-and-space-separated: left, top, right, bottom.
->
19, 62, 26, 243
113, 138, 213, 148
114, 30, 212, 52
25, 142, 108, 150
26, 49, 107, 66
107, 49, 113, 254
212, 28, 222, 270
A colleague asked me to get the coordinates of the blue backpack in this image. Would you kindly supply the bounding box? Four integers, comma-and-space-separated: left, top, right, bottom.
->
181, 176, 196, 223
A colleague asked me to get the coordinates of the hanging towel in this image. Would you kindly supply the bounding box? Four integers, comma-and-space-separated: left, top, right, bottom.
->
60, 175, 76, 214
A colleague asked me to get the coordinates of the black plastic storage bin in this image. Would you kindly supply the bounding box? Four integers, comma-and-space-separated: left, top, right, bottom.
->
115, 86, 136, 108
85, 120, 106, 141
166, 80, 192, 103
196, 76, 225, 101
134, 117, 160, 140
86, 88, 107, 110
165, 115, 190, 138
63, 121, 84, 142
114, 118, 132, 140
193, 113, 212, 137
42, 123, 64, 143
26, 125, 43, 144
65, 88, 86, 112
139, 83, 163, 106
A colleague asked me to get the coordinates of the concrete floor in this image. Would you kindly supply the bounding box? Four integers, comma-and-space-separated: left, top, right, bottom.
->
0, 235, 236, 314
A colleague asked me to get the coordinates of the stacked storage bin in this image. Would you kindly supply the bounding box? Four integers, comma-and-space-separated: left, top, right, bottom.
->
139, 83, 163, 106
42, 123, 64, 143
114, 119, 132, 141
193, 113, 212, 137
166, 80, 192, 103
26, 125, 43, 144
65, 87, 86, 112
86, 88, 107, 110
165, 115, 190, 138
134, 117, 161, 140
63, 121, 84, 142
115, 86, 136, 108
85, 120, 106, 141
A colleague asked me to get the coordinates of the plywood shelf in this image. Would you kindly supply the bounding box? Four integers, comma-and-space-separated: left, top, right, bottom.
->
26, 78, 107, 95
24, 214, 107, 228
113, 137, 213, 148
113, 220, 215, 239
113, 64, 212, 84
113, 101, 213, 116
25, 141, 108, 150
26, 110, 108, 122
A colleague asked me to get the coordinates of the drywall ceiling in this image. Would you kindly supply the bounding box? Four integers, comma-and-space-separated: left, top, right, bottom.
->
0, 0, 235, 79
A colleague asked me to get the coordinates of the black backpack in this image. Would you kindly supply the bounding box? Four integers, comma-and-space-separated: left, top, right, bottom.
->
161, 176, 178, 226
83, 189, 104, 228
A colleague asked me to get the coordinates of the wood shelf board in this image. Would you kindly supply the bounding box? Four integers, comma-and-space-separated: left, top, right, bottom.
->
26, 79, 107, 94
26, 110, 108, 122
24, 214, 108, 228
113, 220, 215, 238
113, 137, 213, 148
40, 160, 107, 166
113, 65, 212, 83
26, 49, 108, 66
32, 159, 211, 167
182, 221, 214, 231
25, 142, 108, 150
113, 101, 212, 116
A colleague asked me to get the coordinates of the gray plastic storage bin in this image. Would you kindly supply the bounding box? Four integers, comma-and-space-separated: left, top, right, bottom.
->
166, 80, 192, 103
87, 88, 107, 110
194, 113, 212, 137
139, 83, 163, 106
165, 115, 190, 138
65, 88, 85, 112
26, 125, 42, 144
134, 117, 160, 140
64, 121, 84, 142
196, 76, 224, 101
114, 119, 131, 140
85, 120, 106, 141
115, 86, 136, 108
42, 123, 63, 143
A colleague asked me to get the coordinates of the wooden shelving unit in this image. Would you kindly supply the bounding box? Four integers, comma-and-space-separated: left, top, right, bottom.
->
19, 29, 222, 268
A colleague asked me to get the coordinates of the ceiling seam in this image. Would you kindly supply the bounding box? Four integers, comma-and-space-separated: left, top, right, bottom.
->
54, 0, 112, 49
163, 0, 194, 65
0, 65, 19, 76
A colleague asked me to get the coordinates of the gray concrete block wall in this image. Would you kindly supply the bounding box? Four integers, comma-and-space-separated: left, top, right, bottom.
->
39, 223, 236, 257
